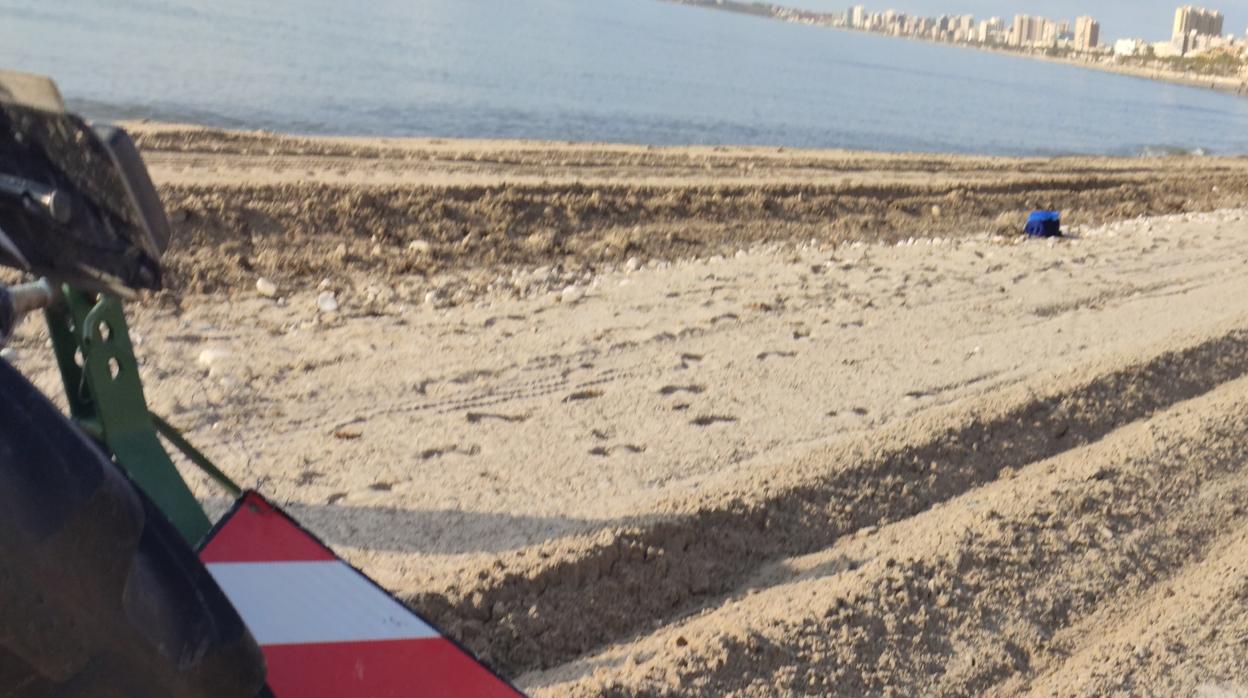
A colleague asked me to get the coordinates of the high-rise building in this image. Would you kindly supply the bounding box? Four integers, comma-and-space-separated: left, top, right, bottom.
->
1074, 16, 1101, 51
1009, 15, 1050, 47
849, 5, 865, 29
1040, 19, 1059, 47
976, 19, 992, 43
1009, 15, 1032, 46
957, 14, 975, 37
1172, 6, 1225, 42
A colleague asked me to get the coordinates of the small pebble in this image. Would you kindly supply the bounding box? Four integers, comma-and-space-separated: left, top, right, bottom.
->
256, 277, 278, 298
197, 347, 232, 368
0, 347, 17, 362
317, 291, 339, 314
408, 239, 432, 255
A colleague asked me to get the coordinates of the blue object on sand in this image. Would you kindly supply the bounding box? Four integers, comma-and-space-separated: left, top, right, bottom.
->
1024, 210, 1061, 238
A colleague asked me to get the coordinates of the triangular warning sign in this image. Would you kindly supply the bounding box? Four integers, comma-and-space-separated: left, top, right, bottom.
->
199, 492, 523, 697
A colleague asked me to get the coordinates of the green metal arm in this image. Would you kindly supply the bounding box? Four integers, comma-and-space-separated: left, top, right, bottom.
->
151, 412, 242, 499
45, 286, 226, 545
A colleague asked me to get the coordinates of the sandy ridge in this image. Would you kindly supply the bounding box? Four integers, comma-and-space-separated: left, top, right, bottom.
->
534, 371, 1248, 695
403, 312, 1248, 678
119, 125, 1248, 303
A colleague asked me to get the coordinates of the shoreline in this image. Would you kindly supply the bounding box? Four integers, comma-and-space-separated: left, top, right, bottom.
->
833, 25, 1248, 97
980, 43, 1248, 96
669, 0, 1248, 98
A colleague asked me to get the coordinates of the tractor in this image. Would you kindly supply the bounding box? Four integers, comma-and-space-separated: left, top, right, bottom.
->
0, 70, 519, 698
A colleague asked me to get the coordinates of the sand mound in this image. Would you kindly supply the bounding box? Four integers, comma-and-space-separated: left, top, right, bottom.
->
128, 125, 1248, 303
531, 368, 1248, 695
411, 317, 1248, 687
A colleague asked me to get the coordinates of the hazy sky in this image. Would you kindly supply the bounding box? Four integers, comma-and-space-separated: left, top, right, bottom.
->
782, 0, 1248, 41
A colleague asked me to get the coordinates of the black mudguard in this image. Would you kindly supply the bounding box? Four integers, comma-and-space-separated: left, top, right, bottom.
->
0, 358, 266, 697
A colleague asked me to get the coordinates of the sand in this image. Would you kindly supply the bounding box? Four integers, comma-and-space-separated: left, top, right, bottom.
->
125, 124, 1248, 301
6, 125, 1248, 695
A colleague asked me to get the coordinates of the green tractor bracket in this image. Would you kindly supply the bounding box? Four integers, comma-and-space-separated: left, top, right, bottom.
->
45, 285, 240, 546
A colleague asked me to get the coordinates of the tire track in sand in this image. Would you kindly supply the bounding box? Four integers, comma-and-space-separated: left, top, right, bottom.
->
407, 320, 1248, 679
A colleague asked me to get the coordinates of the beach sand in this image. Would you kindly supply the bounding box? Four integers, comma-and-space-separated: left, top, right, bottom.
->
8, 125, 1248, 694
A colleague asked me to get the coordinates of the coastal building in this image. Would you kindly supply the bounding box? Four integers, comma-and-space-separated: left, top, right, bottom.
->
1152, 40, 1184, 57
956, 14, 974, 40
976, 17, 1004, 44
1175, 29, 1228, 55
849, 4, 865, 29
976, 19, 991, 43
880, 9, 906, 35
1008, 15, 1025, 46
1007, 15, 1061, 48
1074, 16, 1100, 51
890, 13, 908, 36
1172, 6, 1225, 43
1009, 15, 1035, 46
1114, 38, 1146, 56
1040, 19, 1059, 47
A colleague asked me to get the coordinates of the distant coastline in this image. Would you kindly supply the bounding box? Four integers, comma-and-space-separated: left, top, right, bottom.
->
666, 0, 1248, 97
1027, 52, 1248, 96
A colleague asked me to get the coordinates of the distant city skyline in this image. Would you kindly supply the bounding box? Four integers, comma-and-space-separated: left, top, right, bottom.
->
779, 0, 1248, 40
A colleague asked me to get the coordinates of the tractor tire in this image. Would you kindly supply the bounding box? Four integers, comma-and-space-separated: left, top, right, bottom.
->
0, 358, 267, 697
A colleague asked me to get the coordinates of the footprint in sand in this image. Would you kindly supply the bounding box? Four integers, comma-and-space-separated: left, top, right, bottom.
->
678, 353, 704, 369
690, 415, 738, 427
296, 469, 323, 485
466, 411, 530, 424
483, 314, 526, 328
564, 389, 604, 402
658, 384, 706, 396
419, 444, 481, 460
450, 368, 499, 385
588, 444, 646, 457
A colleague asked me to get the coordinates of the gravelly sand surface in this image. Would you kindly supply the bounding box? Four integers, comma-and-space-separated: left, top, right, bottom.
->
126, 124, 1248, 303
7, 126, 1248, 695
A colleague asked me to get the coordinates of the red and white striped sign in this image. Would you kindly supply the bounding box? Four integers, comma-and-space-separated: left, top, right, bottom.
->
199, 492, 522, 698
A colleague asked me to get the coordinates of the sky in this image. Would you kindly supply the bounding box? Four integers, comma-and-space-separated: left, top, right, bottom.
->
782, 0, 1248, 41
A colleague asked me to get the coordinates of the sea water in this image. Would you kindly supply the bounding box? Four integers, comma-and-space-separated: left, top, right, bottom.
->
2, 0, 1247, 156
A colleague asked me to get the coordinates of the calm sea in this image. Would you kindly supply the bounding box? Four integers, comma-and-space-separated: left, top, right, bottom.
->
2, 0, 1247, 156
